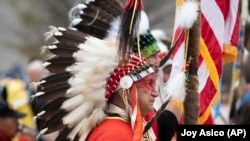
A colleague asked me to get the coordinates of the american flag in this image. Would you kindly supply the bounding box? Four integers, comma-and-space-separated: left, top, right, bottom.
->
170, 0, 240, 124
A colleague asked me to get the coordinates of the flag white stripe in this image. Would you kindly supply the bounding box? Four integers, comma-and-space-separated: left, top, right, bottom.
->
201, 0, 224, 48
224, 0, 239, 44
198, 61, 209, 93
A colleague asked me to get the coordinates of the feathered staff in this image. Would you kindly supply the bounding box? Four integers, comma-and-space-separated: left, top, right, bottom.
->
182, 0, 200, 124
169, 0, 200, 124
118, 0, 143, 62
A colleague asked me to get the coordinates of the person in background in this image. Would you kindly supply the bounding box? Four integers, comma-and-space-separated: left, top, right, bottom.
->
26, 58, 46, 85
234, 51, 250, 124
214, 84, 231, 124
26, 58, 47, 128
229, 80, 241, 124
1, 78, 37, 141
0, 85, 36, 141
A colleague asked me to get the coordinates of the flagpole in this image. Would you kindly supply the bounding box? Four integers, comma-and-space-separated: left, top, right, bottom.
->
183, 0, 201, 124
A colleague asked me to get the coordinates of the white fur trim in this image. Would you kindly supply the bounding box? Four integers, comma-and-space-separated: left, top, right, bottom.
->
107, 16, 121, 39
176, 1, 199, 29
165, 72, 186, 102
139, 10, 150, 34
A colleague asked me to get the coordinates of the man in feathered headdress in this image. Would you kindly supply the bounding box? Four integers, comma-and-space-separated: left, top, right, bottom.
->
102, 2, 183, 140
32, 0, 188, 141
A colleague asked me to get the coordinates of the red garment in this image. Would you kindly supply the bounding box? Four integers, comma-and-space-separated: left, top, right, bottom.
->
0, 135, 10, 141
87, 117, 133, 141
144, 111, 158, 141
19, 137, 31, 141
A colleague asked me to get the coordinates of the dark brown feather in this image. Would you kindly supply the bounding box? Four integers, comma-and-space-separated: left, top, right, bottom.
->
82, 0, 122, 22
74, 23, 108, 39
73, 135, 79, 141
118, 10, 141, 62
91, 0, 123, 17
55, 29, 87, 45
82, 4, 115, 23
55, 128, 73, 141
79, 14, 110, 29
41, 110, 68, 134
72, 0, 123, 39
48, 43, 79, 57
39, 72, 72, 88
37, 83, 70, 101
38, 97, 67, 119
45, 57, 75, 73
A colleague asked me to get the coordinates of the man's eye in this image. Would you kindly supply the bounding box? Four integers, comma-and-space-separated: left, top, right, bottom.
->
148, 81, 153, 85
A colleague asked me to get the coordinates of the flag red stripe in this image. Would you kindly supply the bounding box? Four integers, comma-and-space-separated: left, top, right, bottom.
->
172, 27, 186, 57
215, 0, 230, 21
200, 13, 223, 76
230, 11, 240, 46
199, 77, 217, 115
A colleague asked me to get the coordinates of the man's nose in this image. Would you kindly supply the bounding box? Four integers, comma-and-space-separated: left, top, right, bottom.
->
151, 91, 159, 97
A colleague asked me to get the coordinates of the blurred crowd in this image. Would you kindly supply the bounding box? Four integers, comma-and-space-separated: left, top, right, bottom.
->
0, 57, 56, 141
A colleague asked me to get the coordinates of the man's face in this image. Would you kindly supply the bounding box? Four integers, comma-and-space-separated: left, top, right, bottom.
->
0, 116, 19, 138
27, 66, 43, 82
135, 73, 159, 116
147, 54, 161, 72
